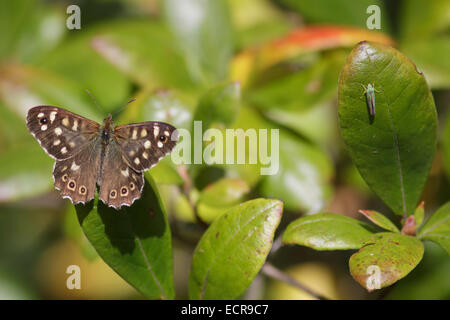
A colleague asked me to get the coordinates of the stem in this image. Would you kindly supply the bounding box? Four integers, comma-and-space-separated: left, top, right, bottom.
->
261, 262, 330, 300
177, 165, 208, 229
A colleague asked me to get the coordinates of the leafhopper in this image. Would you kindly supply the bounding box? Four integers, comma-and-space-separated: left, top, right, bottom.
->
361, 83, 379, 116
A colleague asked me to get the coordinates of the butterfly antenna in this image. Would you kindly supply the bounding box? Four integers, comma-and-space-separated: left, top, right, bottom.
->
85, 90, 105, 115
111, 98, 136, 118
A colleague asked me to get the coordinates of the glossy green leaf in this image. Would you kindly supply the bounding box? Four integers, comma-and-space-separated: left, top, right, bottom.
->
75, 177, 174, 299
189, 199, 283, 299
282, 213, 375, 250
259, 129, 333, 213
349, 232, 424, 291
197, 178, 250, 223
193, 82, 241, 130
280, 0, 390, 32
338, 41, 437, 216
359, 210, 400, 233
418, 201, 450, 255
163, 0, 234, 85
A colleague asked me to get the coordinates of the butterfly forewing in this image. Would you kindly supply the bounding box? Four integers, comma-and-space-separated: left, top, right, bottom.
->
114, 122, 178, 172
26, 106, 100, 160
27, 106, 178, 209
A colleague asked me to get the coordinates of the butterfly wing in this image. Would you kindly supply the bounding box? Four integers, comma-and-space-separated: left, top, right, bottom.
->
53, 138, 102, 204
26, 106, 100, 160
98, 139, 144, 209
113, 121, 178, 172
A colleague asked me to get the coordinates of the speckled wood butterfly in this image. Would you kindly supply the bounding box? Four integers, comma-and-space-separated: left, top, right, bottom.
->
26, 106, 178, 209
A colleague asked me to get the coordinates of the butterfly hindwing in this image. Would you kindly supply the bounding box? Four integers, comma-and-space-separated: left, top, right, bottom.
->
26, 106, 99, 160
114, 122, 178, 172
53, 139, 101, 204
98, 140, 144, 209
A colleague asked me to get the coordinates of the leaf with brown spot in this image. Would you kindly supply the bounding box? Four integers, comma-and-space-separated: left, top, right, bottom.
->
349, 232, 424, 292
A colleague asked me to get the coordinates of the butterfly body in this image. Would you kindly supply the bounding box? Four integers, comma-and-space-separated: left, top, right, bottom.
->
27, 106, 178, 209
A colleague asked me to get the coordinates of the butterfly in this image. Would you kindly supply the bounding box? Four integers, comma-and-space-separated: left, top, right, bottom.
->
26, 106, 178, 209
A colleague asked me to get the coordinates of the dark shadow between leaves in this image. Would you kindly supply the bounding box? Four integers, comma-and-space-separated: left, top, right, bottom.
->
75, 178, 167, 255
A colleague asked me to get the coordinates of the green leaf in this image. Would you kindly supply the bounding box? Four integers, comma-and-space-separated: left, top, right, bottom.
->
248, 52, 345, 112
75, 177, 174, 299
91, 20, 195, 90
0, 64, 103, 122
64, 206, 98, 261
413, 201, 425, 228
399, 0, 450, 40
259, 130, 333, 213
349, 232, 424, 291
0, 142, 53, 202
401, 37, 450, 89
163, 0, 234, 85
418, 201, 450, 255
279, 0, 390, 32
338, 41, 437, 216
0, 0, 65, 63
189, 198, 283, 299
135, 90, 195, 130
282, 213, 375, 250
442, 112, 450, 180
197, 178, 250, 223
38, 32, 131, 111
193, 82, 241, 130
359, 210, 400, 232
145, 158, 183, 186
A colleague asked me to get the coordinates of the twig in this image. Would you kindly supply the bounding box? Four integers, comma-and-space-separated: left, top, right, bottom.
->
261, 262, 330, 300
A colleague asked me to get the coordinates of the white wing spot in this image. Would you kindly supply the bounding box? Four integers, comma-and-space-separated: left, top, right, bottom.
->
50, 111, 57, 123
132, 128, 138, 140
55, 127, 62, 136
121, 168, 129, 177
153, 126, 160, 137
71, 161, 80, 171
72, 120, 78, 131
141, 128, 147, 137
53, 139, 61, 146
142, 152, 148, 159
41, 125, 48, 131
129, 150, 136, 157
37, 113, 44, 118
134, 158, 140, 165
157, 141, 163, 148
164, 130, 170, 136
69, 141, 75, 148
61, 147, 67, 154
144, 140, 151, 149
62, 117, 69, 127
